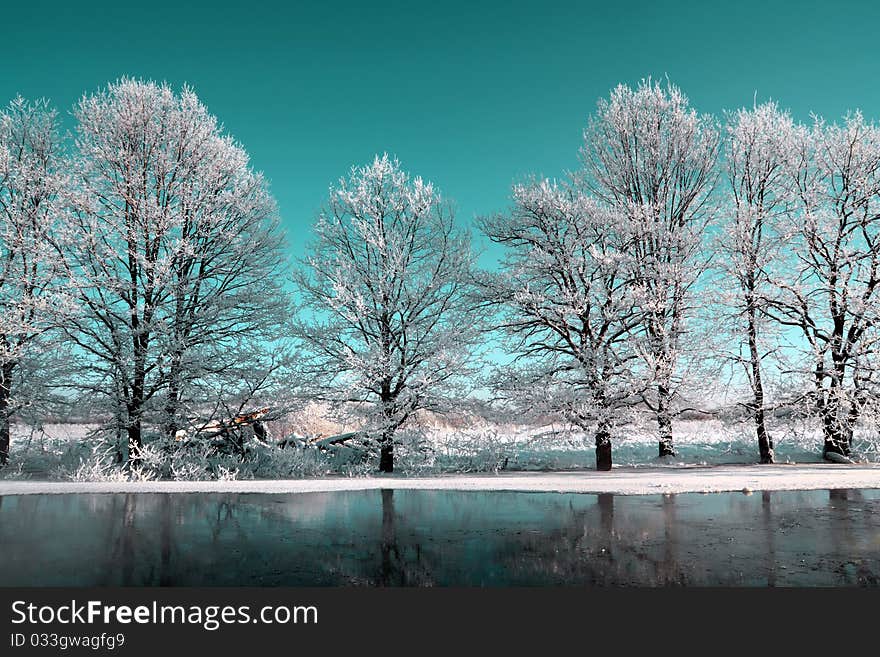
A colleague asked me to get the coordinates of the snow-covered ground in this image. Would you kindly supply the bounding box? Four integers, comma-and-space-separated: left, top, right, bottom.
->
3, 416, 879, 483
1, 463, 878, 496
418, 416, 880, 470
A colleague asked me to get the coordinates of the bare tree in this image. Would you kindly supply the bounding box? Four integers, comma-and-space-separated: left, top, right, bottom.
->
0, 97, 67, 466
58, 79, 289, 464
719, 102, 796, 463
766, 112, 880, 460
480, 179, 645, 470
294, 154, 480, 472
580, 79, 720, 457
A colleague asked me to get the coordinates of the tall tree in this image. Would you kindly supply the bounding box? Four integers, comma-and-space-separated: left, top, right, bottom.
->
720, 102, 796, 463
58, 79, 288, 464
0, 97, 66, 466
766, 112, 880, 460
480, 179, 645, 470
580, 79, 720, 457
294, 154, 480, 472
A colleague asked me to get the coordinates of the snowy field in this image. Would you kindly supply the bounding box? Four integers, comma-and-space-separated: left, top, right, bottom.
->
415, 416, 880, 471
1, 416, 879, 484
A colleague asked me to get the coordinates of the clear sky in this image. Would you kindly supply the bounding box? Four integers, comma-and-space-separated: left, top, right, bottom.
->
3, 0, 880, 261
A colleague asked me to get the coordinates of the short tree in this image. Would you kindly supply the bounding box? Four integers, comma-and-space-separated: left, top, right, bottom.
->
480, 179, 645, 470
0, 97, 67, 465
580, 79, 720, 456
294, 154, 480, 472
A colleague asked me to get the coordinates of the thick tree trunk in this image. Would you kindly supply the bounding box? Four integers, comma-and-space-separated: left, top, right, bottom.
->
595, 423, 612, 471
821, 387, 851, 459
822, 427, 851, 458
127, 420, 143, 467
657, 384, 675, 457
0, 362, 14, 466
819, 338, 855, 460
379, 434, 394, 473
378, 380, 395, 473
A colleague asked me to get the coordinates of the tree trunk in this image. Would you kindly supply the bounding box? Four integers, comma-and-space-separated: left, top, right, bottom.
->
163, 352, 183, 438
822, 426, 851, 458
127, 420, 143, 467
821, 387, 851, 459
595, 423, 612, 471
755, 407, 774, 464
0, 415, 8, 467
746, 291, 774, 463
657, 384, 675, 457
128, 331, 148, 467
0, 362, 14, 466
378, 379, 395, 473
379, 434, 394, 473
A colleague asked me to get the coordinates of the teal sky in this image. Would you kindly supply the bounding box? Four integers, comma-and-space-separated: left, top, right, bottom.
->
2, 0, 880, 263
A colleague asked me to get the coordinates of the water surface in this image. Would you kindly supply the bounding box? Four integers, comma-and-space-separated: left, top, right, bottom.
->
0, 488, 877, 586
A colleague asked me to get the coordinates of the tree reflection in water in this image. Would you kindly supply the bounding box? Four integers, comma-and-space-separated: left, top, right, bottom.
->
762, 491, 776, 587
828, 489, 878, 586
0, 489, 878, 586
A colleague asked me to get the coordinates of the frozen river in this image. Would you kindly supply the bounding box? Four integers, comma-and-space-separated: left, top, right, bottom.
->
0, 487, 878, 586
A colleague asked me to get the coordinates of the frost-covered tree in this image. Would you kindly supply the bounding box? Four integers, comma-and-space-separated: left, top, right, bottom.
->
58, 79, 289, 464
0, 98, 67, 466
580, 79, 720, 457
294, 154, 480, 472
480, 179, 645, 470
765, 112, 880, 460
719, 102, 796, 463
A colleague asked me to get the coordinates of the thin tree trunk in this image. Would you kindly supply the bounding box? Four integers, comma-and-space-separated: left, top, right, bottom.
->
128, 326, 149, 467
747, 299, 774, 463
0, 362, 12, 466
749, 344, 775, 464
0, 411, 9, 467
126, 388, 145, 467
755, 406, 774, 464
657, 383, 674, 457
163, 352, 183, 438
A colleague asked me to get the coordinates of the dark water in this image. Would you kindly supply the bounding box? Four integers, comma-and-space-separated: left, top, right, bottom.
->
0, 488, 878, 586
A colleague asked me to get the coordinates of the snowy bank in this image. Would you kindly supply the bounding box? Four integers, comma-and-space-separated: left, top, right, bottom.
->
1, 464, 879, 496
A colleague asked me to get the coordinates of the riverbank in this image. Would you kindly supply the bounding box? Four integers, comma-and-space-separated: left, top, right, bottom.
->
2, 463, 879, 496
